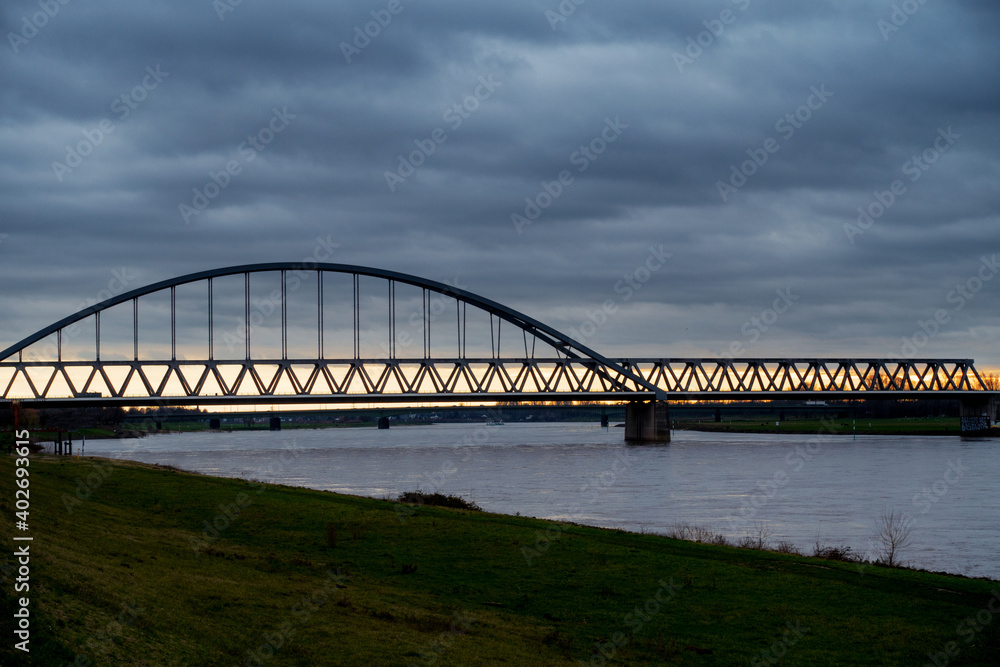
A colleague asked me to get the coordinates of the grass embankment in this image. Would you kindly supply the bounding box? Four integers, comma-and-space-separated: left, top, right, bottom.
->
677, 416, 967, 436
1, 456, 998, 666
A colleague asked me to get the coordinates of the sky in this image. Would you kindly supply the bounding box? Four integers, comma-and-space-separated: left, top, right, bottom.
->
2, 0, 999, 370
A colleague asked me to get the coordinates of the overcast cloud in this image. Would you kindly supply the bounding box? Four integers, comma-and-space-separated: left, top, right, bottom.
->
2, 0, 999, 368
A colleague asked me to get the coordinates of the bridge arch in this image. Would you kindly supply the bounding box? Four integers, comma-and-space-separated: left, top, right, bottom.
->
0, 263, 662, 404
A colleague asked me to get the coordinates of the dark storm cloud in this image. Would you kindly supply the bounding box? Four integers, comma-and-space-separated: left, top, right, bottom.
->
1, 0, 999, 367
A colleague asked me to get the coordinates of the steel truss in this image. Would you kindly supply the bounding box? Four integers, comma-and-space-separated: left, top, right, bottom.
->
0, 357, 986, 404
0, 263, 655, 405
616, 358, 984, 399
0, 358, 651, 405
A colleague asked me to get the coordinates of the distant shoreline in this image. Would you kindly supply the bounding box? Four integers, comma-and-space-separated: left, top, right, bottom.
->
673, 417, 999, 437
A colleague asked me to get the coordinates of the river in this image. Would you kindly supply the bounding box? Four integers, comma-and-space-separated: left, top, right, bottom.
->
82, 422, 999, 580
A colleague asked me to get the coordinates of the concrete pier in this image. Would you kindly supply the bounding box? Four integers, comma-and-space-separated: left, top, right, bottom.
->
960, 395, 999, 434
624, 400, 670, 443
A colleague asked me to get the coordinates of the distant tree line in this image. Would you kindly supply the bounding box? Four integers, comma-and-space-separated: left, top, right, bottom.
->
0, 406, 127, 430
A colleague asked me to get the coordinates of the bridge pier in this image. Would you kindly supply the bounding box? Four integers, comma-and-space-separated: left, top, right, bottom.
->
624, 400, 670, 444
960, 396, 999, 434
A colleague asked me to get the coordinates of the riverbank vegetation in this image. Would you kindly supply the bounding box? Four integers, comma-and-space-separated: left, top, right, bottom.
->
675, 416, 968, 436
1, 454, 997, 665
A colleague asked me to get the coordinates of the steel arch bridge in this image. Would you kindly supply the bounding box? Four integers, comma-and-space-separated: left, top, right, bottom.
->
0, 263, 992, 415
0, 263, 664, 407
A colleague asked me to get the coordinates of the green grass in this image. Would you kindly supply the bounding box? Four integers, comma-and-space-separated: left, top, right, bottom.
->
1, 454, 998, 666
678, 416, 967, 436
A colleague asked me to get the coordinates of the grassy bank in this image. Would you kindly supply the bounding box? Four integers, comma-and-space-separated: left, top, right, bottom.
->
676, 416, 969, 436
1, 455, 998, 666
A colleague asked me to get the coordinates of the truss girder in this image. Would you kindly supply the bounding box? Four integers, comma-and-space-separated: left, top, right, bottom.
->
0, 358, 988, 404
0, 358, 648, 402
618, 359, 983, 394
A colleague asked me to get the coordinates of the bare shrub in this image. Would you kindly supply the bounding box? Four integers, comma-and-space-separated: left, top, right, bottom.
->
707, 532, 732, 547
397, 491, 482, 511
738, 521, 774, 551
871, 506, 915, 568
665, 523, 694, 540
774, 540, 800, 555
691, 525, 719, 543
665, 523, 730, 546
811, 542, 859, 562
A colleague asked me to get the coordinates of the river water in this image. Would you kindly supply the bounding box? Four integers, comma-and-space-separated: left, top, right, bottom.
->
83, 423, 999, 580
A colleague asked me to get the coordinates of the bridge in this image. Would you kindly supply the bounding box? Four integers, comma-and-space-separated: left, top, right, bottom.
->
1, 263, 996, 441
